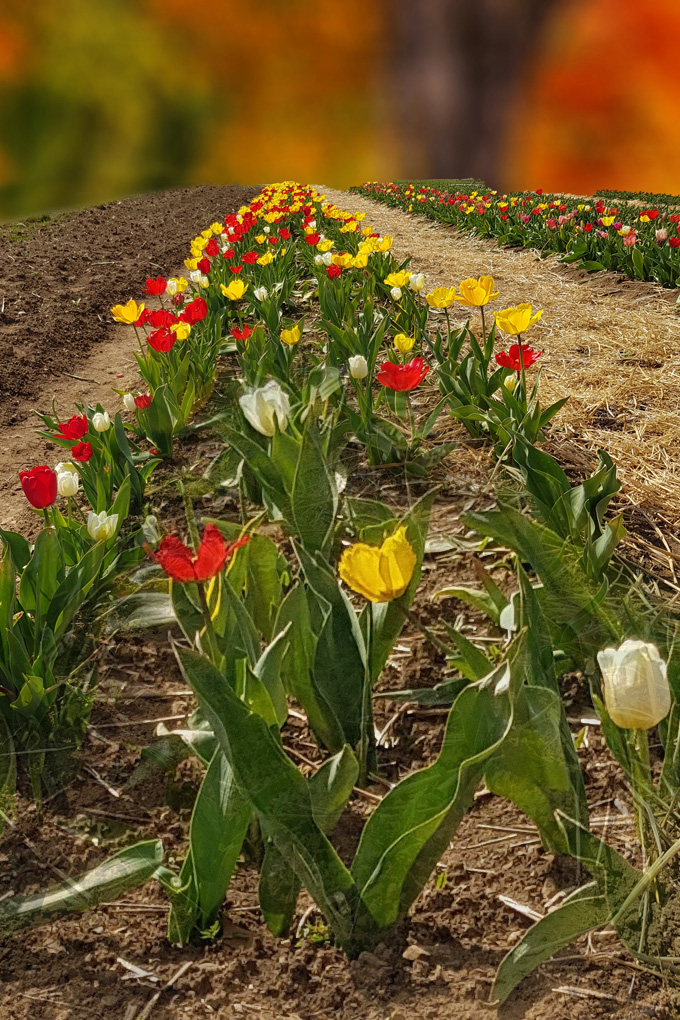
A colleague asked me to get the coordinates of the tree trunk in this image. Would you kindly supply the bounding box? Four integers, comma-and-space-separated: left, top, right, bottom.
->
391, 0, 563, 187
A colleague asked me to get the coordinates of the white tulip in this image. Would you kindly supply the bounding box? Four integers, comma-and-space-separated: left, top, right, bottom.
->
597, 639, 671, 729
239, 380, 291, 437
166, 279, 178, 296
92, 411, 110, 432
55, 461, 78, 476
198, 274, 209, 288
123, 393, 136, 414
321, 251, 333, 266
409, 273, 425, 292
254, 286, 268, 301
189, 269, 203, 284
314, 254, 324, 266
499, 600, 517, 638
87, 510, 119, 542
142, 514, 159, 544
264, 225, 271, 233
57, 468, 79, 498
390, 287, 402, 301
348, 355, 369, 380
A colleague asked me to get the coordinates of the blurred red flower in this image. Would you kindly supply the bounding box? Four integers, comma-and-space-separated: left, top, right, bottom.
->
71, 441, 93, 462
376, 356, 429, 391
496, 344, 541, 370
180, 298, 208, 324
134, 393, 153, 410
148, 328, 176, 352
149, 524, 249, 583
326, 265, 342, 279
144, 276, 167, 295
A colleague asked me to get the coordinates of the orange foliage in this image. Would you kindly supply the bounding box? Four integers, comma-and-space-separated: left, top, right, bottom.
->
506, 0, 680, 194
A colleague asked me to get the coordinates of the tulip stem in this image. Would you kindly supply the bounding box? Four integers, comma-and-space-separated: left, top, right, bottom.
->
197, 581, 221, 666
480, 306, 487, 351
179, 480, 200, 551
358, 610, 376, 787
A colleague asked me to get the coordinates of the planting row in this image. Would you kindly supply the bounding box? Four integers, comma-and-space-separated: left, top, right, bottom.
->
2, 181, 677, 1005
351, 181, 680, 288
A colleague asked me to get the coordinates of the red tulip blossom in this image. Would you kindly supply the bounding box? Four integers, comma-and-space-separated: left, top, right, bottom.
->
197, 258, 210, 275
305, 233, 320, 246
242, 252, 259, 264
204, 239, 219, 258
148, 328, 176, 353
134, 393, 153, 410
71, 441, 94, 462
20, 465, 57, 509
376, 356, 429, 392
57, 413, 89, 441
149, 524, 249, 583
222, 248, 235, 259
180, 298, 208, 325
279, 228, 291, 240
147, 309, 177, 329
230, 265, 243, 274
232, 324, 252, 341
144, 276, 167, 295
669, 237, 680, 248
326, 265, 342, 279
136, 308, 151, 326
496, 344, 541, 371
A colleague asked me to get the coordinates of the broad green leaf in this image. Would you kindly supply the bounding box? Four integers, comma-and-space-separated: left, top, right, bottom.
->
290, 418, 337, 554
441, 621, 492, 682
0, 840, 163, 935
145, 385, 175, 457
19, 528, 61, 617
0, 713, 16, 834
110, 591, 176, 632
253, 625, 290, 728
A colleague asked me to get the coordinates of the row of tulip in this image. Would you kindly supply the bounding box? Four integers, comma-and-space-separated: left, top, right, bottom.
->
3, 181, 678, 1004
352, 181, 680, 288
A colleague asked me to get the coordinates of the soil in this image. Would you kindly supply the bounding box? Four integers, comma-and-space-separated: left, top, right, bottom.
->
0, 186, 676, 1020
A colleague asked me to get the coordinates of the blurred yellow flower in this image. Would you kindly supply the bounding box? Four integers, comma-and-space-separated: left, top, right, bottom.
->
220, 280, 249, 301
339, 526, 416, 603
352, 253, 369, 269
494, 303, 543, 335
385, 271, 411, 288
375, 236, 393, 252
332, 252, 353, 267
255, 234, 266, 244
455, 276, 499, 307
317, 239, 335, 252
171, 322, 192, 340
111, 299, 144, 324
393, 333, 415, 354
426, 286, 457, 308
281, 323, 301, 346
257, 252, 274, 266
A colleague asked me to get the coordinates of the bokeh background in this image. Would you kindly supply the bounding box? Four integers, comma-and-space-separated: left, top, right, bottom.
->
1, 0, 678, 219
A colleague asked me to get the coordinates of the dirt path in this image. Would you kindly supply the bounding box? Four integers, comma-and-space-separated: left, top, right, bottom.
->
320, 187, 680, 574
0, 184, 259, 535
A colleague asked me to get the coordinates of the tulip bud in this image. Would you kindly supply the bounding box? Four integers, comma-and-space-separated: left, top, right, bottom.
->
409, 273, 425, 292
597, 639, 671, 729
656, 228, 668, 242
166, 279, 178, 296
314, 254, 323, 266
322, 252, 333, 266
123, 393, 136, 414
264, 225, 271, 233
92, 411, 111, 432
349, 355, 369, 380
254, 286, 268, 302
390, 287, 402, 301
87, 510, 119, 541
57, 468, 79, 498
393, 333, 415, 354
142, 514, 160, 545
239, 379, 291, 437
189, 269, 203, 284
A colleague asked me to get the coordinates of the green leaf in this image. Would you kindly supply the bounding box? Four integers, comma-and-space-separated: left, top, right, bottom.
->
19, 528, 61, 617
0, 713, 16, 834
290, 418, 338, 554
110, 591, 176, 632
253, 625, 290, 728
144, 385, 175, 457
0, 840, 163, 935
441, 621, 493, 681
580, 260, 606, 272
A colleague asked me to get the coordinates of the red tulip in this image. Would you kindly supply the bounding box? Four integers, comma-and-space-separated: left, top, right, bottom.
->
180, 298, 208, 325
496, 344, 541, 371
670, 238, 680, 248
71, 441, 93, 462
376, 356, 429, 392
148, 328, 177, 353
136, 308, 151, 326
242, 252, 259, 264
230, 265, 244, 274
144, 276, 167, 295
204, 239, 219, 258
134, 393, 153, 410
222, 248, 235, 259
232, 324, 252, 341
20, 465, 57, 508
147, 309, 177, 329
305, 233, 320, 246
149, 524, 249, 583
279, 228, 291, 240
57, 413, 89, 441
197, 258, 210, 275
326, 265, 342, 279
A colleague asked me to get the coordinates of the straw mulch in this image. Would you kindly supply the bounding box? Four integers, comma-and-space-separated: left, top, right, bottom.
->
318, 186, 680, 591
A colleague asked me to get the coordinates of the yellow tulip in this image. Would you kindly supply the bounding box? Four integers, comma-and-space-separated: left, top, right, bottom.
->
425, 286, 457, 309
352, 253, 370, 269
210, 222, 224, 235
361, 226, 374, 237
257, 252, 274, 266
111, 299, 144, 324
171, 322, 192, 340
393, 333, 415, 354
339, 526, 416, 603
375, 236, 393, 252
255, 234, 266, 244
494, 303, 543, 335
184, 257, 200, 272
317, 239, 335, 252
601, 216, 615, 227
281, 323, 301, 346
332, 252, 353, 267
220, 280, 249, 301
455, 276, 499, 307
385, 271, 411, 288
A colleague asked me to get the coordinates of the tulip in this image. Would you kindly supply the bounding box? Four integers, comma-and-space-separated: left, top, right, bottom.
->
314, 254, 324, 266
57, 467, 80, 497
339, 526, 416, 603
71, 441, 93, 462
332, 253, 353, 268
220, 280, 249, 301
409, 273, 425, 292
597, 640, 671, 729
57, 413, 89, 441
20, 465, 57, 509
322, 251, 333, 266
257, 252, 274, 267
239, 380, 291, 437
111, 299, 145, 324
123, 393, 136, 414
384, 271, 411, 289
280, 324, 301, 346
171, 322, 192, 341
425, 286, 457, 308
376, 356, 429, 392
455, 276, 499, 307
327, 265, 342, 280
656, 228, 668, 243
390, 287, 403, 301
253, 286, 268, 301
494, 303, 543, 336
496, 344, 541, 371
87, 510, 119, 542
92, 411, 111, 432
150, 524, 249, 583
144, 277, 167, 295
134, 393, 153, 410
393, 333, 415, 354
348, 355, 368, 380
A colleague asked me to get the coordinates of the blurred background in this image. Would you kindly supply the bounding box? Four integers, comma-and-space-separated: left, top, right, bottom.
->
0, 0, 678, 219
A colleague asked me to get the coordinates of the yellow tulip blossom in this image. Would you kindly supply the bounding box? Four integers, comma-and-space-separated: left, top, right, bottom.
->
352, 253, 370, 269
394, 333, 415, 354
354, 211, 366, 221
317, 239, 335, 252
601, 216, 615, 227
425, 286, 457, 309
220, 280, 249, 301
339, 526, 416, 603
385, 270, 411, 288
255, 234, 266, 244
201, 228, 213, 239
494, 302, 543, 335
455, 276, 499, 307
184, 257, 200, 272
168, 276, 189, 294
171, 322, 192, 340
332, 252, 353, 267
340, 221, 359, 233
111, 299, 144, 324
361, 226, 374, 237
281, 323, 301, 346
374, 236, 393, 252
192, 235, 208, 251
264, 212, 279, 224
257, 252, 275, 266
211, 222, 224, 234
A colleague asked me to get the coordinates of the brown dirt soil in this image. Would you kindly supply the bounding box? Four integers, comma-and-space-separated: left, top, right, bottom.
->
0, 186, 676, 1020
